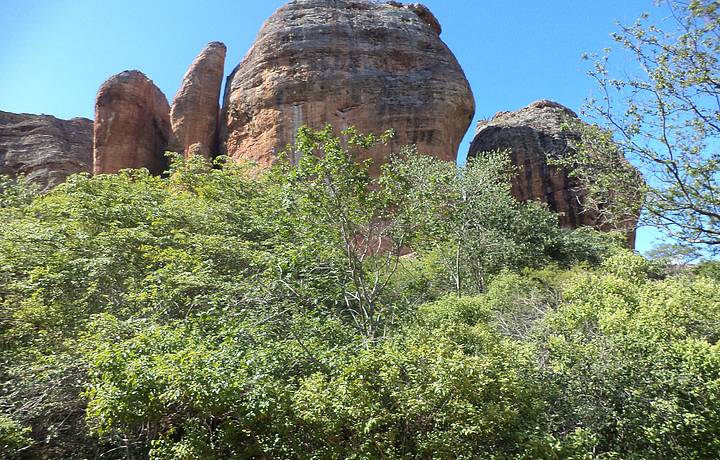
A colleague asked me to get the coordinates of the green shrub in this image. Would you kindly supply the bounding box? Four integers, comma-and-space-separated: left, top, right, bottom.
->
0, 414, 31, 456
1, 128, 714, 458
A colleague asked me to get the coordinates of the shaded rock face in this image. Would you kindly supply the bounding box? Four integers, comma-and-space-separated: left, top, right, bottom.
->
468, 100, 639, 246
170, 42, 227, 159
221, 0, 474, 175
93, 71, 171, 175
0, 111, 93, 190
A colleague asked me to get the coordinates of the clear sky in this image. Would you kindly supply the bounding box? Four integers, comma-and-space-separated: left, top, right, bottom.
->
0, 0, 664, 251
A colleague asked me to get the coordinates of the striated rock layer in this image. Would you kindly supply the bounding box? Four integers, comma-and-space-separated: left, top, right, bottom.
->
221, 0, 475, 175
468, 100, 640, 246
0, 111, 93, 190
93, 70, 171, 175
170, 42, 227, 159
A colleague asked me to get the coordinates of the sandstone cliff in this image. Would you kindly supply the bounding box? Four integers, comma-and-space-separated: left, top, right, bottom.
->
93, 71, 171, 175
468, 100, 640, 246
170, 42, 227, 159
221, 0, 475, 175
0, 111, 93, 190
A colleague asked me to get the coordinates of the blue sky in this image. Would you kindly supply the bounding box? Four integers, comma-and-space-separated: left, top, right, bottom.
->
0, 0, 664, 251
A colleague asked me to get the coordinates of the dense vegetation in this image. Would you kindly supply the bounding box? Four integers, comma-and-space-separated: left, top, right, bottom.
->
1, 127, 719, 459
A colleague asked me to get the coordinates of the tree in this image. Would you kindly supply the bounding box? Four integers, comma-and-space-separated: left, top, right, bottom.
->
582, 0, 720, 250
0, 128, 622, 459
272, 125, 414, 343
550, 120, 646, 240
387, 150, 613, 295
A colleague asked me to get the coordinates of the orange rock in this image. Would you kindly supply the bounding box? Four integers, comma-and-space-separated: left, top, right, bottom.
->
93, 70, 171, 175
220, 0, 475, 176
169, 42, 227, 159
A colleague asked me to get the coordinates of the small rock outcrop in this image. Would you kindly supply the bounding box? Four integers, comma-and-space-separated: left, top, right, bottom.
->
169, 42, 227, 159
93, 71, 171, 175
0, 111, 93, 190
221, 0, 475, 175
468, 100, 640, 245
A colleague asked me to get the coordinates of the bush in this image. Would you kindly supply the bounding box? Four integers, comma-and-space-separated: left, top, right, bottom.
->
0, 414, 31, 456
2, 128, 713, 458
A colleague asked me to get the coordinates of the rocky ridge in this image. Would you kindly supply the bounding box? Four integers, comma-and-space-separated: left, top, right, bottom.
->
0, 111, 93, 191
0, 1, 641, 243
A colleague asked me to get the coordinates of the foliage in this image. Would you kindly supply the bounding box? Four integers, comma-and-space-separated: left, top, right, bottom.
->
581, 0, 720, 251
384, 150, 611, 295
550, 121, 645, 237
0, 414, 31, 456
3, 126, 717, 459
271, 126, 410, 341
536, 252, 720, 458
293, 318, 544, 460
695, 259, 720, 280
0, 175, 38, 210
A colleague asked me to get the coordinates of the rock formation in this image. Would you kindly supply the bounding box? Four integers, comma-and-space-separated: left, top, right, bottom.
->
0, 111, 93, 190
468, 100, 640, 246
93, 70, 171, 175
221, 0, 475, 175
169, 42, 227, 159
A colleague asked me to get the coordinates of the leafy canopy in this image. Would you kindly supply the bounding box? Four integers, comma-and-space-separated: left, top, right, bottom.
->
3, 126, 716, 459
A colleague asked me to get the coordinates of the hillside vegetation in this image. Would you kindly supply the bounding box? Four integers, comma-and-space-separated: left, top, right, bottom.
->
1, 127, 719, 459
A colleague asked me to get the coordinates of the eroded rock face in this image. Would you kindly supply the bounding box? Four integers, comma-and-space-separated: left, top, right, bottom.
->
169, 42, 227, 158
221, 0, 474, 175
468, 100, 640, 246
0, 111, 93, 190
93, 70, 171, 175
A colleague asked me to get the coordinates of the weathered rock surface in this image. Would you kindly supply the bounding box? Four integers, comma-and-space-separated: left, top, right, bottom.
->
221, 0, 474, 175
169, 42, 227, 159
93, 70, 171, 175
468, 100, 640, 246
0, 111, 93, 190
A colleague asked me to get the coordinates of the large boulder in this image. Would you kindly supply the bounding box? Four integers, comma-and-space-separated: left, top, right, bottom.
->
93, 70, 171, 175
169, 42, 227, 159
221, 0, 475, 175
0, 110, 93, 190
468, 100, 640, 245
